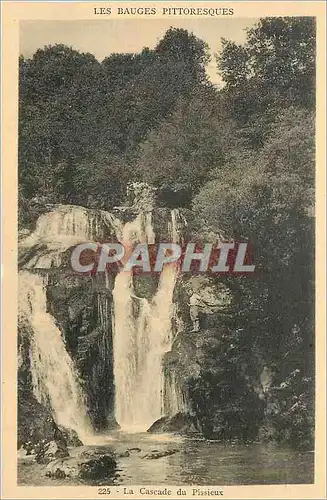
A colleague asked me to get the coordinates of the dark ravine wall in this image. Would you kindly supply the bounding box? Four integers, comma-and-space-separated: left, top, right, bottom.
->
158, 274, 314, 449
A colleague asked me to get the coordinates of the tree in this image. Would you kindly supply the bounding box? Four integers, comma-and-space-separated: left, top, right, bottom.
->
19, 45, 103, 202
217, 17, 316, 120
136, 88, 232, 198
192, 106, 314, 433
155, 27, 210, 85
19, 29, 213, 213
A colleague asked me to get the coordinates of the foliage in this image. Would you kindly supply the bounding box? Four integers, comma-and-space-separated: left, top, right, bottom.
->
136, 90, 229, 196
217, 17, 315, 117
19, 28, 210, 217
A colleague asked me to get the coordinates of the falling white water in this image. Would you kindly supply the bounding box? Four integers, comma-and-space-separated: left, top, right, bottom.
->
165, 371, 187, 416
19, 271, 91, 439
112, 210, 182, 431
19, 202, 186, 435
18, 204, 124, 442
162, 208, 187, 416
20, 204, 121, 269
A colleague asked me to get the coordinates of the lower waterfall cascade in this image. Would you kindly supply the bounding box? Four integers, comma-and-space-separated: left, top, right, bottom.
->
19, 271, 91, 439
18, 204, 123, 439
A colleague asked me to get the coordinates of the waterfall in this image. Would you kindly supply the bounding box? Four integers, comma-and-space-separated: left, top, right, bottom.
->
22, 205, 120, 244
165, 371, 187, 416
112, 210, 181, 431
19, 271, 91, 439
18, 201, 187, 436
112, 213, 155, 431
164, 208, 187, 416
20, 204, 121, 269
18, 205, 122, 438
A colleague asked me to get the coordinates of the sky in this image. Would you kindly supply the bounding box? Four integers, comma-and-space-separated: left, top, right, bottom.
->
20, 18, 258, 86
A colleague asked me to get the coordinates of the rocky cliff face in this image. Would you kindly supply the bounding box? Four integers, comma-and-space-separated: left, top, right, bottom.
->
158, 275, 265, 441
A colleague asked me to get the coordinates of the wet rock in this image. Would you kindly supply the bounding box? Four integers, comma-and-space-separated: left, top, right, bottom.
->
116, 450, 130, 458
141, 449, 179, 460
45, 453, 117, 480
58, 425, 83, 447
133, 275, 159, 300
18, 389, 69, 463
78, 454, 117, 480
148, 412, 198, 434
78, 449, 104, 459
46, 468, 67, 479
46, 274, 116, 431
46, 457, 79, 479
35, 440, 69, 464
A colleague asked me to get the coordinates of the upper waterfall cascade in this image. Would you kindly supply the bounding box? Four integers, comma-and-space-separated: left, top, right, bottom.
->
19, 204, 122, 269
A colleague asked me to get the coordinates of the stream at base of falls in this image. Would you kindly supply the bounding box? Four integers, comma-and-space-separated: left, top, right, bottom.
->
18, 433, 314, 486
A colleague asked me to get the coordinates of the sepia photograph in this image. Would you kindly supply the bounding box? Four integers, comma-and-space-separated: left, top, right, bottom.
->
1, 3, 325, 498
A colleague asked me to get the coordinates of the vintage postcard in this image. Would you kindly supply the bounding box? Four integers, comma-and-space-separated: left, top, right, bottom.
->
1, 1, 326, 499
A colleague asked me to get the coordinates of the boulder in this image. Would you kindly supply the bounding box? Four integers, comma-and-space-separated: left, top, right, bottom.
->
35, 440, 69, 464
116, 450, 130, 458
46, 457, 79, 479
78, 449, 104, 459
58, 426, 83, 447
78, 454, 117, 480
45, 453, 117, 480
147, 412, 198, 434
46, 468, 67, 480
18, 387, 67, 453
141, 449, 179, 460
